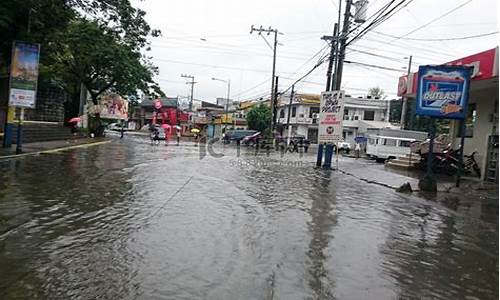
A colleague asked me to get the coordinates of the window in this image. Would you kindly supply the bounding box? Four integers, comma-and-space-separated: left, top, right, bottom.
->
344, 115, 350, 120
354, 115, 359, 120
344, 109, 349, 115
364, 110, 375, 121
279, 109, 285, 118
383, 139, 397, 146
399, 140, 412, 147
309, 107, 319, 118
347, 131, 353, 136
291, 107, 296, 117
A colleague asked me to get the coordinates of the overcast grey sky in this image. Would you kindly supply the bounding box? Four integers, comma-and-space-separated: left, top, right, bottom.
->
133, 0, 498, 102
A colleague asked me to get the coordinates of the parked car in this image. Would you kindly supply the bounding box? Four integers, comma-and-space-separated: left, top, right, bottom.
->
224, 130, 258, 143
337, 142, 351, 153
242, 131, 262, 146
107, 123, 122, 131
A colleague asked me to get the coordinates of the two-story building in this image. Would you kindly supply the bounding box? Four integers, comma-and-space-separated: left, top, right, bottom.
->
276, 93, 320, 142
276, 93, 396, 145
342, 96, 397, 145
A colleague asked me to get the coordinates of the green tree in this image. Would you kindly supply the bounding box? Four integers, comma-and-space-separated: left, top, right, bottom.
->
51, 19, 159, 104
368, 86, 386, 99
246, 104, 271, 133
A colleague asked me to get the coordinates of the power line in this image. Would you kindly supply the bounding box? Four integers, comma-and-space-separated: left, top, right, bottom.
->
391, 0, 473, 41
373, 30, 499, 41
347, 0, 414, 46
153, 58, 296, 75
344, 60, 405, 72
232, 77, 272, 98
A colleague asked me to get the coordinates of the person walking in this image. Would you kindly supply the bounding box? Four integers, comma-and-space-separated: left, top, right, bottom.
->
355, 142, 361, 159
176, 128, 181, 145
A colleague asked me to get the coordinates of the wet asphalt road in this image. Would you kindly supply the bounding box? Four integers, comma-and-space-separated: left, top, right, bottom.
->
0, 136, 498, 299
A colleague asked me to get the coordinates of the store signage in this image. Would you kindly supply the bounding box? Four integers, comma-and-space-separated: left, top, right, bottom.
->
416, 65, 472, 119
318, 90, 344, 143
8, 41, 40, 108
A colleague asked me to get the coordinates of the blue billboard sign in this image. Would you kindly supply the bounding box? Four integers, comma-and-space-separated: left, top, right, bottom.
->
415, 65, 472, 119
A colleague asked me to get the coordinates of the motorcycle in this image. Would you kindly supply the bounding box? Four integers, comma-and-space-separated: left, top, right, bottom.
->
418, 145, 481, 177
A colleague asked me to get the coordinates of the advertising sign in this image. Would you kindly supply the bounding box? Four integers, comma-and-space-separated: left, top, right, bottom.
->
416, 65, 472, 119
8, 41, 41, 108
318, 90, 344, 144
88, 94, 129, 120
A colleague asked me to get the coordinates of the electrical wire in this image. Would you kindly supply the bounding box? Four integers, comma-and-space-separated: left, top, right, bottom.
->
344, 60, 405, 72
373, 30, 499, 41
232, 77, 272, 98
391, 0, 473, 41
347, 0, 414, 46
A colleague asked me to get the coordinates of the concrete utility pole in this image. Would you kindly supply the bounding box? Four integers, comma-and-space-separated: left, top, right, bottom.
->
322, 23, 339, 92
286, 85, 294, 146
181, 74, 196, 111
400, 55, 412, 129
250, 25, 280, 133
334, 0, 353, 90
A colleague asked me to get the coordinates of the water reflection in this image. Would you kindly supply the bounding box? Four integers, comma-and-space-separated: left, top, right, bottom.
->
0, 146, 142, 299
381, 195, 498, 299
0, 140, 497, 299
306, 169, 336, 299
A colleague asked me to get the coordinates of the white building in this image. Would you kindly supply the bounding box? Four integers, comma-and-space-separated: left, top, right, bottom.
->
276, 93, 397, 145
276, 93, 320, 142
342, 96, 398, 145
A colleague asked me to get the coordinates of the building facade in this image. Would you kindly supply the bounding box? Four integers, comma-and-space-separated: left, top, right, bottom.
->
398, 47, 499, 182
276, 93, 395, 145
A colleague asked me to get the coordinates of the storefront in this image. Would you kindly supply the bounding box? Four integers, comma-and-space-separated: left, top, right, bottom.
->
398, 47, 499, 182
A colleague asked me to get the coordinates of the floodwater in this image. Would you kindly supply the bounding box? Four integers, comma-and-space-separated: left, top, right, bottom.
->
0, 137, 498, 299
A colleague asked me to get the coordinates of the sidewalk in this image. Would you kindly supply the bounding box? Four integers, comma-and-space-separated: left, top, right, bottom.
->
0, 138, 111, 160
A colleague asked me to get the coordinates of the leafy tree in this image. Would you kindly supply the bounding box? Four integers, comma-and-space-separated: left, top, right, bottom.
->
246, 104, 271, 133
389, 99, 402, 123
368, 86, 386, 99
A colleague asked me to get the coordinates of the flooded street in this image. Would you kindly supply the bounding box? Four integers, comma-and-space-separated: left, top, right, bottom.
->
0, 138, 498, 299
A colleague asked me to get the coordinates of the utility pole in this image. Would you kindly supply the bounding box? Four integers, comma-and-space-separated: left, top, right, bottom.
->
400, 55, 412, 129
286, 85, 294, 146
273, 76, 279, 130
334, 0, 353, 90
181, 74, 196, 111
250, 25, 280, 133
322, 23, 339, 92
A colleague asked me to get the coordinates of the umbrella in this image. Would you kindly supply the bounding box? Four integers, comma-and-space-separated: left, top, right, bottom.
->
68, 117, 81, 123
191, 128, 200, 133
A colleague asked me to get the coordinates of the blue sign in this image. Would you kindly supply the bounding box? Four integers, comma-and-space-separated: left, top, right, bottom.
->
354, 136, 367, 143
415, 65, 472, 119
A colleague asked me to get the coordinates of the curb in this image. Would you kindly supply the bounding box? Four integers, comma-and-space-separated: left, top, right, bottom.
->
0, 140, 112, 161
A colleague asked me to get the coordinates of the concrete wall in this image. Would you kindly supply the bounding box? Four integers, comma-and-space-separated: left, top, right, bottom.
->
455, 86, 498, 179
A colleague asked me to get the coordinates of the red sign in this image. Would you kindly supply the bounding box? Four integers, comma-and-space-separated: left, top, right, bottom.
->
398, 47, 498, 96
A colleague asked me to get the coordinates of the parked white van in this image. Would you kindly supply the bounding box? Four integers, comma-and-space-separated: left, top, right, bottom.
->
366, 135, 417, 162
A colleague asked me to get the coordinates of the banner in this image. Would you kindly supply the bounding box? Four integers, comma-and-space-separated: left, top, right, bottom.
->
88, 94, 129, 120
416, 65, 472, 119
318, 90, 344, 144
9, 41, 41, 108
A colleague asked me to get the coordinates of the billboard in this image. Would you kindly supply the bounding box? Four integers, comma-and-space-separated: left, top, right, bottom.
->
318, 90, 344, 144
8, 41, 41, 108
88, 94, 129, 120
415, 65, 472, 119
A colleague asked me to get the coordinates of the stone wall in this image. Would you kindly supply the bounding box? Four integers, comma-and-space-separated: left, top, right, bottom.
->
24, 85, 67, 122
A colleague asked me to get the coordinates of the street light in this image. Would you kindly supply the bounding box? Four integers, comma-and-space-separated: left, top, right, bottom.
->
211, 77, 231, 132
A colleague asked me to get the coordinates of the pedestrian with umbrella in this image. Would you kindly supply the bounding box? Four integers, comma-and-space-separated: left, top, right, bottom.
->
68, 117, 81, 134
191, 128, 200, 143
